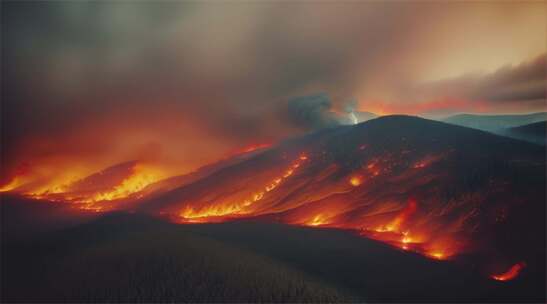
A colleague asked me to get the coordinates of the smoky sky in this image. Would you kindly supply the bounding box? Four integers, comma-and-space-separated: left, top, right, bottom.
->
1, 1, 545, 177
287, 93, 340, 130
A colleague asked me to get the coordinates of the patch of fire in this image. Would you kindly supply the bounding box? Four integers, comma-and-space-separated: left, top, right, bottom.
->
491, 262, 526, 281
349, 175, 363, 186
178, 153, 309, 222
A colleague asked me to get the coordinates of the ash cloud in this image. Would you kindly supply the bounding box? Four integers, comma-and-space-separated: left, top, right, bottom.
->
287, 93, 340, 130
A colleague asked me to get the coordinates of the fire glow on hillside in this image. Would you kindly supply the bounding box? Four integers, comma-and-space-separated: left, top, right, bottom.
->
0, 121, 540, 284
491, 262, 526, 281
1, 161, 165, 212
0, 149, 478, 269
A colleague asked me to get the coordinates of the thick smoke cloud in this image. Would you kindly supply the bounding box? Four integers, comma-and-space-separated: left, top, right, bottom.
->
1, 1, 545, 178
395, 54, 547, 116
474, 54, 546, 103
287, 93, 340, 130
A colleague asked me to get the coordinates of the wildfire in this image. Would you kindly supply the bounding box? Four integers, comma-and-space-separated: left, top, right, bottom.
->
0, 177, 26, 192
227, 143, 272, 158
306, 214, 328, 226
82, 166, 160, 203
21, 162, 165, 211
374, 199, 418, 233
179, 205, 242, 222
491, 262, 526, 281
401, 231, 413, 244
3, 132, 529, 281
427, 252, 446, 260
349, 175, 363, 186
355, 199, 460, 260
178, 154, 309, 222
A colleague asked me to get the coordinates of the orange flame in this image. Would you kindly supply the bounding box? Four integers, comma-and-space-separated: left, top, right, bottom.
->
349, 175, 363, 186
227, 143, 272, 158
306, 214, 329, 226
178, 154, 309, 222
0, 177, 26, 192
491, 262, 526, 281
375, 199, 418, 233
82, 165, 161, 203
23, 162, 165, 212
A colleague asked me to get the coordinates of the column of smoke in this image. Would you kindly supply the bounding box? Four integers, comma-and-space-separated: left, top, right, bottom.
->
345, 99, 359, 125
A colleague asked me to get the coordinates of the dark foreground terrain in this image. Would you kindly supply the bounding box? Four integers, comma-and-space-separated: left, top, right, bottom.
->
1, 198, 545, 303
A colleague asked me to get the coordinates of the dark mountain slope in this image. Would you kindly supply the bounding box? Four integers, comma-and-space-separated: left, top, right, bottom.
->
2, 212, 353, 303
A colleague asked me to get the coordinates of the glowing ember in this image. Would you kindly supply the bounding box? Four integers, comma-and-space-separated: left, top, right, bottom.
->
427, 252, 446, 260
306, 214, 328, 226
239, 143, 272, 154
375, 199, 417, 233
491, 262, 526, 281
349, 175, 363, 186
401, 235, 412, 244
226, 143, 272, 159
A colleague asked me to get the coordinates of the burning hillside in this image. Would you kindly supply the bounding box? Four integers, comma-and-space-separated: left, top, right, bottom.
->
1, 116, 545, 281
1, 161, 166, 212
139, 116, 545, 279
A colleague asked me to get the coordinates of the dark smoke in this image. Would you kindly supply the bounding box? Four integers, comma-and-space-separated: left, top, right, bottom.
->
287, 93, 340, 130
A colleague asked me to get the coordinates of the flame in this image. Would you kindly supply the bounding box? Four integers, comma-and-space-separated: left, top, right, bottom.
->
178, 154, 309, 222
306, 214, 329, 226
170, 149, 469, 263
23, 162, 165, 211
180, 205, 241, 222
5, 134, 527, 277
349, 175, 363, 186
427, 251, 446, 260
354, 199, 462, 260
401, 231, 413, 244
375, 199, 418, 233
0, 176, 26, 192
82, 165, 161, 203
491, 262, 526, 281
227, 143, 272, 158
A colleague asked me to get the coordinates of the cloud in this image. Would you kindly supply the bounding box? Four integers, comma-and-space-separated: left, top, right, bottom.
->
475, 54, 546, 103
389, 54, 547, 115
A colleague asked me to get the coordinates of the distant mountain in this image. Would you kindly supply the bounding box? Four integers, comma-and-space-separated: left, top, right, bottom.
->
502, 121, 546, 145
442, 112, 547, 133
